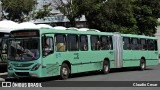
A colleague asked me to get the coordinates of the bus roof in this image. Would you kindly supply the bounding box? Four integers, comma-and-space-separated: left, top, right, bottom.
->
121, 34, 157, 39
38, 28, 113, 36
0, 20, 20, 33
11, 28, 157, 39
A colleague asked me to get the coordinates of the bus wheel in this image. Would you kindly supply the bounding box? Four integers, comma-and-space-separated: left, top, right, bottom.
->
102, 60, 110, 74
140, 59, 146, 71
60, 63, 70, 79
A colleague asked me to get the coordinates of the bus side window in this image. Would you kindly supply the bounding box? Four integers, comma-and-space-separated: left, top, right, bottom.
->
140, 39, 147, 50
123, 37, 131, 50
67, 34, 79, 51
46, 37, 54, 51
131, 38, 139, 50
154, 40, 158, 51
108, 36, 113, 50
101, 36, 112, 50
80, 35, 88, 51
55, 34, 66, 52
147, 39, 154, 50
43, 37, 54, 55
101, 36, 107, 50
91, 35, 100, 50
1, 38, 8, 54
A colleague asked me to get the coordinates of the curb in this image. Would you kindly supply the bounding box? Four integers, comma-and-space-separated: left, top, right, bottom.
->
0, 72, 7, 81
0, 78, 5, 81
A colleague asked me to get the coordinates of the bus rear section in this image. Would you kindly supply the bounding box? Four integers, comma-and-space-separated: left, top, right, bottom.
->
121, 34, 159, 69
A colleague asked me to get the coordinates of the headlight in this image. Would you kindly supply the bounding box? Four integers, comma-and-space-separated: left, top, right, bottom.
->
8, 65, 13, 70
31, 64, 41, 71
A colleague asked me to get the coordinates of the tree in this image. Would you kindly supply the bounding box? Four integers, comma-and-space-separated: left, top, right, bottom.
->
79, 0, 160, 36
133, 0, 160, 35
1, 0, 37, 22
77, 0, 106, 30
53, 0, 82, 27
79, 0, 137, 33
103, 0, 138, 34
33, 0, 53, 20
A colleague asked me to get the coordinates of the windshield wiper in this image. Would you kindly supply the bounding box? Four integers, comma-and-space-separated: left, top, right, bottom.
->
11, 41, 34, 58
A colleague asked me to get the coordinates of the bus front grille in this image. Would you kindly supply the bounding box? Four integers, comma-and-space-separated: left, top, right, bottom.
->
14, 68, 30, 70
15, 72, 30, 76
11, 63, 34, 67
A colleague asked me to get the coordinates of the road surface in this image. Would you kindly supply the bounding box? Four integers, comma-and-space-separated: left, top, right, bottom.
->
1, 64, 160, 90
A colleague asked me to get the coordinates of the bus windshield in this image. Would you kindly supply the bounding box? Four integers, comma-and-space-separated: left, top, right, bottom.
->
8, 38, 40, 61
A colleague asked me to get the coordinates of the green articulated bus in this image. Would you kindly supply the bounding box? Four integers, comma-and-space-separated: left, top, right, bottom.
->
7, 27, 159, 79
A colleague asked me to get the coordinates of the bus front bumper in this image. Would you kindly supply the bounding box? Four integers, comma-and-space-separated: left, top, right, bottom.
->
8, 69, 42, 78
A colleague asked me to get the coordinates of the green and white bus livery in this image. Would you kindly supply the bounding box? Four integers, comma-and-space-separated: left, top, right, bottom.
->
8, 28, 159, 79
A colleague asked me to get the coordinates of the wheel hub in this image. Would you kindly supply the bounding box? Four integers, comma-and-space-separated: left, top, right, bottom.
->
104, 65, 108, 72
141, 62, 145, 69
62, 68, 68, 75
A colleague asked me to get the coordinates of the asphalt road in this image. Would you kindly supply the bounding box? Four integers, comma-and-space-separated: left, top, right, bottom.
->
63, 65, 160, 81
1, 64, 160, 90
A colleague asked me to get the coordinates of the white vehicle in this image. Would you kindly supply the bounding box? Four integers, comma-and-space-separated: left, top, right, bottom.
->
0, 20, 19, 70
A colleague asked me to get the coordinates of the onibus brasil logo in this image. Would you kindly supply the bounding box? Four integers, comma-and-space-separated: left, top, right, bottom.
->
2, 82, 42, 87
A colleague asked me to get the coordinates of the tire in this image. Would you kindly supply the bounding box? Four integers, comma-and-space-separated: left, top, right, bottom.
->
102, 60, 110, 74
140, 59, 146, 71
60, 63, 70, 79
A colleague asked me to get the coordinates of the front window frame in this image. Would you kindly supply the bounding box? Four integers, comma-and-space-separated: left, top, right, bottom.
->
42, 34, 54, 57
8, 37, 40, 61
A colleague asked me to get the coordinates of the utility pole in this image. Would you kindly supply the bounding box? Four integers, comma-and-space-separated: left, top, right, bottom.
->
0, 1, 2, 20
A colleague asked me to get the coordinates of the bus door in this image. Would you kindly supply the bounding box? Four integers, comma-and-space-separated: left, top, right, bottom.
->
42, 34, 59, 76
113, 33, 123, 68
0, 37, 8, 63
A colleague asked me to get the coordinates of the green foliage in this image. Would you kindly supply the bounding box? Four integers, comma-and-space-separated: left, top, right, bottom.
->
1, 0, 37, 22
158, 22, 160, 26
80, 0, 137, 33
132, 0, 159, 35
76, 0, 106, 30
2, 0, 159, 35
34, 0, 53, 19
78, 0, 160, 36
104, 0, 137, 33
54, 0, 82, 27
